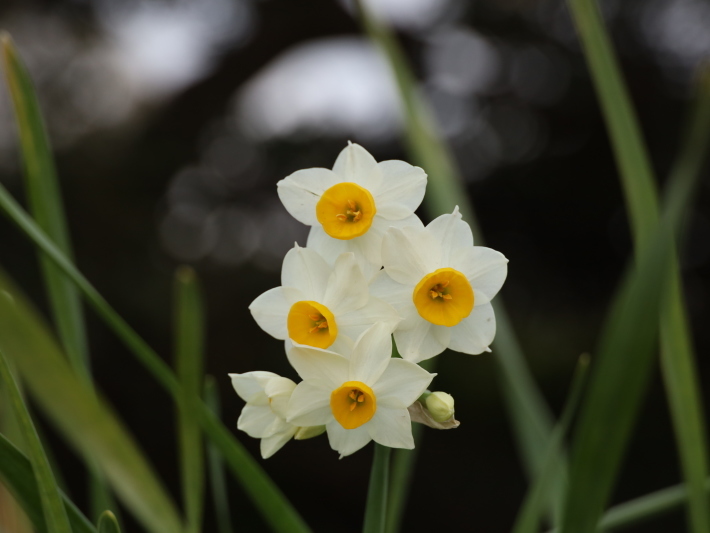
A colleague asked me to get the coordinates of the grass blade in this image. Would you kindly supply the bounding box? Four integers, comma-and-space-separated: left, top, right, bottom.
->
204, 377, 233, 533
567, 2, 710, 531
0, 181, 311, 533
1, 31, 118, 523
512, 355, 590, 533
0, 271, 185, 533
560, 138, 702, 533
1, 31, 89, 378
174, 266, 206, 533
362, 444, 391, 533
97, 511, 121, 533
0, 348, 72, 533
0, 432, 96, 533
357, 1, 563, 521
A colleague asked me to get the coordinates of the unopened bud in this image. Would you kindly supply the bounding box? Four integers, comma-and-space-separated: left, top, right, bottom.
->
294, 425, 326, 440
425, 392, 455, 423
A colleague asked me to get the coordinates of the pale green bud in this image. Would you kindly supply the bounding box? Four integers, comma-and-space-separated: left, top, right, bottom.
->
425, 392, 455, 423
294, 425, 326, 440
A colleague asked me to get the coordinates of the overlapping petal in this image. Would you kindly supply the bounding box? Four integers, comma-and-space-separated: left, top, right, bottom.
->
323, 252, 369, 315
349, 322, 392, 385
447, 303, 496, 354
374, 160, 427, 219
286, 341, 349, 388
281, 245, 330, 302
452, 246, 509, 306
427, 206, 473, 265
366, 407, 414, 449
261, 428, 298, 459
332, 142, 382, 191
326, 421, 372, 457
382, 226, 439, 285
287, 380, 333, 427
373, 358, 435, 409
230, 371, 279, 404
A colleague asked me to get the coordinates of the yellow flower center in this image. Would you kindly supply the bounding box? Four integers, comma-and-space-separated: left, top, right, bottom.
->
330, 381, 376, 429
287, 300, 338, 349
412, 268, 474, 327
316, 182, 376, 240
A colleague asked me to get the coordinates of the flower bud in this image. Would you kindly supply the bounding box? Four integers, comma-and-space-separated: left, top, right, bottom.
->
425, 391, 455, 423
294, 425, 326, 440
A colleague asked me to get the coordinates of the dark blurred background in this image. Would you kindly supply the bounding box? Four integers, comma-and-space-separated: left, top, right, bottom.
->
0, 0, 709, 531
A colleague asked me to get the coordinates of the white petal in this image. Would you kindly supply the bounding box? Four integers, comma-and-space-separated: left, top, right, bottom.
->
382, 225, 440, 286
427, 207, 473, 265
248, 287, 290, 340
276, 168, 338, 225
349, 323, 393, 385
237, 404, 278, 438
373, 359, 435, 409
393, 319, 448, 363
452, 246, 508, 306
260, 428, 297, 459
326, 420, 372, 457
307, 226, 381, 281
368, 271, 419, 330
264, 377, 297, 420
337, 296, 400, 341
323, 253, 369, 315
285, 341, 349, 388
229, 372, 278, 404
374, 160, 427, 220
332, 143, 382, 191
367, 407, 414, 449
287, 380, 333, 426
448, 303, 496, 354
281, 246, 331, 302
430, 324, 452, 350
328, 334, 355, 358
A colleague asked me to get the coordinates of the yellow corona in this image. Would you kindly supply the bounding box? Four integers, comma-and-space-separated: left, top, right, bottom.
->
412, 268, 474, 327
316, 182, 376, 240
330, 381, 377, 429
287, 300, 338, 349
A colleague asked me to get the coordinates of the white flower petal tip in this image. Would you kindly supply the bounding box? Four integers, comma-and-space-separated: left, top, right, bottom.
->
230, 371, 299, 457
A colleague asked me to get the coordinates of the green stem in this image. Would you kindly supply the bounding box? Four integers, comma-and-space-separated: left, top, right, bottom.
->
363, 444, 392, 533
385, 424, 423, 533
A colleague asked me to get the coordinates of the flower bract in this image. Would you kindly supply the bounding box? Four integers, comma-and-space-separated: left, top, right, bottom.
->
285, 322, 435, 457
277, 142, 427, 279
371, 207, 508, 362
250, 245, 400, 353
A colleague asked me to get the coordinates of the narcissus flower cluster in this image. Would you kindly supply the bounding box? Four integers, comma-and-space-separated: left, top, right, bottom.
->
230, 143, 508, 458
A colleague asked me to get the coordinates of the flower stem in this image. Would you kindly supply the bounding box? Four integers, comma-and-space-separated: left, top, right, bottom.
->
363, 443, 391, 533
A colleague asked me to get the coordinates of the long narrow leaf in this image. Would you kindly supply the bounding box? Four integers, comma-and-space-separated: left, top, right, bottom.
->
1, 31, 119, 523
560, 142, 702, 533
512, 355, 590, 533
0, 181, 311, 533
204, 377, 233, 533
0, 432, 96, 533
0, 271, 185, 533
566, 2, 710, 532
174, 266, 206, 533
357, 1, 563, 521
0, 347, 72, 533
1, 31, 89, 377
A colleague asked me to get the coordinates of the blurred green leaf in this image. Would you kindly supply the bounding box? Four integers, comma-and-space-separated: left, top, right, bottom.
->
1, 30, 88, 378
0, 182, 311, 533
0, 271, 185, 533
566, 2, 710, 532
363, 444, 391, 533
0, 432, 96, 533
97, 511, 121, 533
357, 2, 564, 525
204, 377, 233, 533
512, 355, 590, 533
174, 266, 206, 533
1, 30, 118, 523
0, 347, 72, 533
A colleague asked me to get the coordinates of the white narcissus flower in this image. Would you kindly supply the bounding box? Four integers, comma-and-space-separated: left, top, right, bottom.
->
230, 371, 301, 459
277, 142, 427, 279
371, 207, 508, 363
249, 245, 400, 354
286, 322, 435, 457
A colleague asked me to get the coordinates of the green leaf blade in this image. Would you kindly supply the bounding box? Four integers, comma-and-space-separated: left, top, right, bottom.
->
0, 432, 96, 533
0, 347, 72, 533
174, 266, 206, 533
0, 271, 185, 533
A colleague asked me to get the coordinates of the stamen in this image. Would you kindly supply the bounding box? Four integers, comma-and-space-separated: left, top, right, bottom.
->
308, 314, 321, 321
349, 402, 357, 411
442, 294, 453, 300
347, 199, 357, 211
335, 214, 347, 221
357, 395, 364, 403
